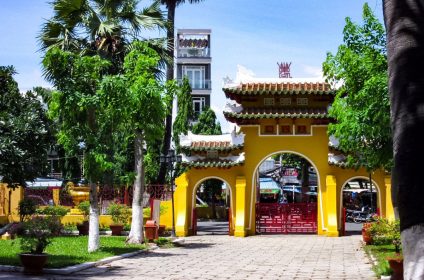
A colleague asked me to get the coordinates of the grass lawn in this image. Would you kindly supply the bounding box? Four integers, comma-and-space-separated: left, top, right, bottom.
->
364, 243, 401, 278
0, 236, 146, 268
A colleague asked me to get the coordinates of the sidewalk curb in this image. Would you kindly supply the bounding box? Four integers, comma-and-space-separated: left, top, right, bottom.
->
0, 244, 159, 275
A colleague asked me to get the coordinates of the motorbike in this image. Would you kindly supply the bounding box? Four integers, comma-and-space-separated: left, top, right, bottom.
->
345, 206, 374, 223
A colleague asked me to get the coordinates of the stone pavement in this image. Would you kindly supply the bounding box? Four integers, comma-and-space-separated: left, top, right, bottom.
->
0, 234, 376, 280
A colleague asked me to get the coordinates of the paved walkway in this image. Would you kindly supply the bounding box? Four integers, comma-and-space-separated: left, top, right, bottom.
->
0, 234, 376, 280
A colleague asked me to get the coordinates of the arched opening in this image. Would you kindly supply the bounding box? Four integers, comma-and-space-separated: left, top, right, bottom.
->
191, 177, 233, 236
341, 177, 379, 235
254, 152, 318, 234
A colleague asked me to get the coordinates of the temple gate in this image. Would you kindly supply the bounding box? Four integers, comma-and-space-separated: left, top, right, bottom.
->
173, 77, 395, 237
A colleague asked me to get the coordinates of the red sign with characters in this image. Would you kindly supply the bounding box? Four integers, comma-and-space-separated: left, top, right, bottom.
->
278, 62, 292, 78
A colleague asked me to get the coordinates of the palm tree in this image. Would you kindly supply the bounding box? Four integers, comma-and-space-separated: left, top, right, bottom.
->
40, 0, 165, 252
157, 0, 205, 185
383, 0, 424, 277
39, 0, 164, 74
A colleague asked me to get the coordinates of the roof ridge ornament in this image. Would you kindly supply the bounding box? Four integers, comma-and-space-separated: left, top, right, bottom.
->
277, 62, 292, 78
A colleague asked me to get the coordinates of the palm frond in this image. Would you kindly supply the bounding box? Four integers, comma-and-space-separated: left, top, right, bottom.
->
134, 0, 166, 32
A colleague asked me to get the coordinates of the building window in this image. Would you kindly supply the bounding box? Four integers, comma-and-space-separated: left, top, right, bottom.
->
193, 97, 206, 117
297, 98, 308, 106
264, 125, 275, 134
280, 98, 291, 106
183, 66, 205, 89
207, 150, 218, 159
264, 98, 275, 106
280, 125, 291, 134
297, 125, 307, 134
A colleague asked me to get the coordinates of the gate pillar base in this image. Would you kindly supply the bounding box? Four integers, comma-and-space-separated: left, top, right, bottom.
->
325, 230, 339, 237
234, 229, 247, 237
176, 227, 189, 237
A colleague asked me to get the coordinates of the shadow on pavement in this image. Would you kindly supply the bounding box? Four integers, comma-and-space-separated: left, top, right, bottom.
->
181, 242, 215, 249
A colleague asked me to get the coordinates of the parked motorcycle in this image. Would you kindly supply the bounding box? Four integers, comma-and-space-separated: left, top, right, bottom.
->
345, 206, 374, 223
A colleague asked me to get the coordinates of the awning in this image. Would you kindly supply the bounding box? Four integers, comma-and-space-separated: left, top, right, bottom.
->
25, 178, 63, 189
259, 177, 281, 194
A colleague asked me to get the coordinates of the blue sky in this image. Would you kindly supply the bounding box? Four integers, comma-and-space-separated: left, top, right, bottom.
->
1, 0, 384, 132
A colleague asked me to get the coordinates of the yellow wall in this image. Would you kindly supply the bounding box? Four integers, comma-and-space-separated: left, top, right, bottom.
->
0, 184, 23, 223
174, 170, 239, 236
174, 125, 395, 237
159, 200, 173, 229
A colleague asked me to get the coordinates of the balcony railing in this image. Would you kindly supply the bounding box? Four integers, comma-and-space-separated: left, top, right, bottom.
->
177, 48, 210, 58
178, 79, 212, 90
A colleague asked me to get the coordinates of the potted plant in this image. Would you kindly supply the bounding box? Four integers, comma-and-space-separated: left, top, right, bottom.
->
106, 203, 131, 236
386, 220, 403, 280
18, 198, 37, 222
76, 201, 90, 235
36, 205, 70, 235
362, 222, 373, 245
15, 216, 62, 275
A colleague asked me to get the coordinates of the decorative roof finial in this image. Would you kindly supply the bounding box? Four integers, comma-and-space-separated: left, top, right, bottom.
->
277, 62, 292, 78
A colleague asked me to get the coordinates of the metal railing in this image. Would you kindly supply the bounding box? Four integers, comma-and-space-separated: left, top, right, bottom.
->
177, 48, 210, 58
177, 79, 211, 90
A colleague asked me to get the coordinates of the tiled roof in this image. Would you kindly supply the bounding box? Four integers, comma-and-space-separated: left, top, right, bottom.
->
181, 153, 245, 169
223, 82, 334, 99
192, 141, 230, 148
183, 141, 244, 152
180, 131, 245, 152
224, 107, 329, 122
181, 159, 244, 169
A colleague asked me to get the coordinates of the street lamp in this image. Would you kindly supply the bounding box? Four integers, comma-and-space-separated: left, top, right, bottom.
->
160, 149, 182, 237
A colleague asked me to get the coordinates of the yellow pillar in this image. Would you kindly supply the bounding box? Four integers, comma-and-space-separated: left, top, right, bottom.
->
0, 184, 5, 216
53, 188, 60, 206
384, 176, 395, 221
234, 176, 247, 237
174, 173, 190, 237
325, 175, 339, 237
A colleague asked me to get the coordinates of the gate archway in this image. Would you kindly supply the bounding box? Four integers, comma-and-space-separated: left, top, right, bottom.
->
191, 176, 234, 236
253, 151, 320, 234
340, 176, 381, 235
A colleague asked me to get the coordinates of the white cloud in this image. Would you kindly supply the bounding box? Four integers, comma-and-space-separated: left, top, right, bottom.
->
302, 64, 323, 78
235, 64, 256, 83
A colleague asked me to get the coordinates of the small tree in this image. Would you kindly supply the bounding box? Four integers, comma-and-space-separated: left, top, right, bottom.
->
18, 198, 37, 222
99, 42, 166, 244
323, 3, 391, 172
0, 66, 50, 189
192, 108, 222, 218
43, 49, 114, 252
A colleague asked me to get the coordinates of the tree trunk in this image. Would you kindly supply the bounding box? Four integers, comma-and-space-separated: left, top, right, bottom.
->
157, 1, 177, 184
88, 181, 100, 252
127, 131, 145, 244
211, 194, 217, 219
301, 160, 310, 202
384, 0, 424, 232
384, 0, 424, 278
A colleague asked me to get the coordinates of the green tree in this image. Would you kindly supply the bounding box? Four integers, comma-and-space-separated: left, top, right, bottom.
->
192, 108, 222, 218
191, 108, 221, 135
34, 86, 82, 182
0, 66, 50, 189
39, 0, 165, 74
157, 0, 205, 184
323, 3, 391, 172
100, 42, 166, 244
173, 77, 194, 149
40, 0, 166, 251
43, 49, 113, 252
